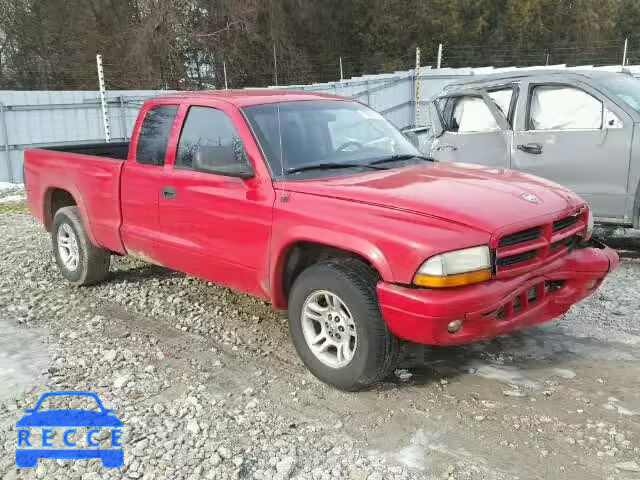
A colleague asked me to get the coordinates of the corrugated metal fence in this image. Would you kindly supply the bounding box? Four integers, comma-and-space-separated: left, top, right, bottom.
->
265, 68, 453, 129
3, 63, 640, 183
272, 63, 640, 131
0, 90, 173, 183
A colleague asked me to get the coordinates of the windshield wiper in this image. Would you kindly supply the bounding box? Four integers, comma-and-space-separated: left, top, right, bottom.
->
368, 154, 434, 166
285, 162, 389, 175
285, 155, 433, 175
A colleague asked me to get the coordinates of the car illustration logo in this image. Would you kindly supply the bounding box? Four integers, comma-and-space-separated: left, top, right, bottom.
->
521, 193, 539, 203
15, 391, 123, 468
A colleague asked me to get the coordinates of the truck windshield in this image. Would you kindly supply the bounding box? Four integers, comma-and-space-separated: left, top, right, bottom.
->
242, 100, 423, 179
599, 75, 640, 113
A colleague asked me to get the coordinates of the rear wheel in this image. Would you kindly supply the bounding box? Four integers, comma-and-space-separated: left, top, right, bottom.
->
288, 259, 399, 391
52, 206, 110, 286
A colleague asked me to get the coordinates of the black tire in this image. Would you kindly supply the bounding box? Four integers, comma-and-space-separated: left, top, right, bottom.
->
288, 259, 399, 391
52, 206, 110, 286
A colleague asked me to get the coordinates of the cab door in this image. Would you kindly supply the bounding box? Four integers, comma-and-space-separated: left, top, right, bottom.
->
511, 77, 632, 220
120, 103, 178, 262
430, 89, 512, 168
156, 101, 276, 299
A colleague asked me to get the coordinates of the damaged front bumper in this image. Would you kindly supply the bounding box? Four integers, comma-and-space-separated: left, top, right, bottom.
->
377, 239, 619, 346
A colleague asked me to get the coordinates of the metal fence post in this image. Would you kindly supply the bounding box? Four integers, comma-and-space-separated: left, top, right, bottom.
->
273, 44, 278, 86
119, 96, 128, 140
411, 68, 416, 127
414, 47, 421, 127
0, 102, 14, 183
96, 54, 111, 142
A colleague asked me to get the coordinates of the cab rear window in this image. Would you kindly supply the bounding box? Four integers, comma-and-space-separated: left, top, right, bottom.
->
135, 105, 178, 166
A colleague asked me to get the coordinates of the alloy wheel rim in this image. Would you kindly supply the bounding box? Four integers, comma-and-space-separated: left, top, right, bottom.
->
301, 290, 357, 368
57, 223, 79, 271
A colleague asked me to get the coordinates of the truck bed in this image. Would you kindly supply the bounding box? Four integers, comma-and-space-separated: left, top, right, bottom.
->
43, 141, 129, 160
24, 147, 127, 255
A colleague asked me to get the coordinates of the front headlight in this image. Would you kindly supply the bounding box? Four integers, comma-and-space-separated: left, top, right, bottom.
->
413, 245, 492, 288
584, 208, 594, 241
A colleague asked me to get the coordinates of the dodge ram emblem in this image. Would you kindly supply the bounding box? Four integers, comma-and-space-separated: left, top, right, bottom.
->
521, 193, 539, 203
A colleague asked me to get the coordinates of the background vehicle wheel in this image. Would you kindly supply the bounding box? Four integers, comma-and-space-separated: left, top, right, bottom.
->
52, 206, 110, 286
15, 451, 38, 468
288, 259, 399, 391
101, 450, 124, 468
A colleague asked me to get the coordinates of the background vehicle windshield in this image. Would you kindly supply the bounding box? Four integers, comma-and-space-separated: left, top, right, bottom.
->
243, 100, 422, 178
599, 75, 640, 112
37, 395, 100, 412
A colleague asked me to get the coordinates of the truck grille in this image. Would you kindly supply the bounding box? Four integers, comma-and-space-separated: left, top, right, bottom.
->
552, 216, 579, 232
494, 211, 586, 276
551, 234, 581, 251
498, 227, 542, 247
496, 249, 538, 267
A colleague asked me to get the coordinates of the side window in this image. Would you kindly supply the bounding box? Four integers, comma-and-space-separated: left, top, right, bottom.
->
435, 97, 449, 117
434, 97, 454, 130
529, 86, 603, 130
488, 88, 514, 119
175, 106, 249, 173
450, 96, 500, 133
135, 105, 178, 165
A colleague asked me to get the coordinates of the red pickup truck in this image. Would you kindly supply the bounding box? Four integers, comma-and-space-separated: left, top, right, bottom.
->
25, 90, 618, 390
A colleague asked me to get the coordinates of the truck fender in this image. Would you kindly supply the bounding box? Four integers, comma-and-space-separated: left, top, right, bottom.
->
269, 226, 395, 308
44, 185, 100, 249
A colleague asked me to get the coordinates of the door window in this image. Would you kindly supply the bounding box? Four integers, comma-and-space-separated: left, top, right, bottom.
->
175, 106, 249, 172
450, 97, 500, 133
488, 89, 514, 119
529, 86, 603, 130
135, 105, 178, 166
435, 97, 455, 130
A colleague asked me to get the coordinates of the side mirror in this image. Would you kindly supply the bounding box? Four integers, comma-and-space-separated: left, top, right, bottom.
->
604, 108, 623, 129
193, 145, 254, 179
24, 409, 35, 414
401, 126, 432, 153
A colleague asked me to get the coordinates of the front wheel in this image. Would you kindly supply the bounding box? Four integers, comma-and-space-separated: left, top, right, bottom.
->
288, 259, 399, 391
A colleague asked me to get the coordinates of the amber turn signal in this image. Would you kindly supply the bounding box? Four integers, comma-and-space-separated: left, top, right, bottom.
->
413, 268, 492, 288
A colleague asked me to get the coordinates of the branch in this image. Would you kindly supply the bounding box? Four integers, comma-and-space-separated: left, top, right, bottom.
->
194, 21, 241, 37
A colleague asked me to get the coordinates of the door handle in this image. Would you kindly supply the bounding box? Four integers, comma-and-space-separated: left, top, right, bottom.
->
162, 186, 177, 199
517, 143, 543, 155
436, 144, 458, 152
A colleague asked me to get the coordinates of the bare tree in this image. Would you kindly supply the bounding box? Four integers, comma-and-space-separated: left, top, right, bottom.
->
1, 0, 639, 90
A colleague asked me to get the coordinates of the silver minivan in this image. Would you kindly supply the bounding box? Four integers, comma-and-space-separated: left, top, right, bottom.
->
426, 70, 640, 228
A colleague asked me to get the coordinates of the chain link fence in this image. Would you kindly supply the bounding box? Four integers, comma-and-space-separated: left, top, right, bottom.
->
3, 48, 640, 183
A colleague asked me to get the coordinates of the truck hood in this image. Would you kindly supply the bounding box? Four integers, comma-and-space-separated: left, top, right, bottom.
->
281, 162, 585, 233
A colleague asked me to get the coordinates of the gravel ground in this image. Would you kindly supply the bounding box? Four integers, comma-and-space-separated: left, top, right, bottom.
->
0, 183, 25, 202
0, 210, 639, 480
